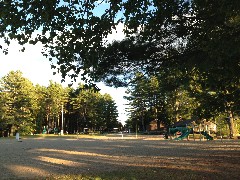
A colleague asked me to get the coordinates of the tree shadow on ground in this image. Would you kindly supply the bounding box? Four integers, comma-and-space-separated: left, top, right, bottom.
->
0, 137, 239, 180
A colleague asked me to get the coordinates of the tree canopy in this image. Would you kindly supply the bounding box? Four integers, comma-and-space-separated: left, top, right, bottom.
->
1, 0, 239, 84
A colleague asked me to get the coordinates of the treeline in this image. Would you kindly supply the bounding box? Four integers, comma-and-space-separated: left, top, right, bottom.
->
0, 71, 120, 135
125, 72, 240, 137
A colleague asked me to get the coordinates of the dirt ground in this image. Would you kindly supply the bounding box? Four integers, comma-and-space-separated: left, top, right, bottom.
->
0, 135, 239, 180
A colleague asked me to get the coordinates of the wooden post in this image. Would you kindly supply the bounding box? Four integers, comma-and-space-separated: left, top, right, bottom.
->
199, 124, 202, 141
136, 124, 138, 139
16, 132, 20, 141
192, 125, 195, 141
220, 125, 223, 142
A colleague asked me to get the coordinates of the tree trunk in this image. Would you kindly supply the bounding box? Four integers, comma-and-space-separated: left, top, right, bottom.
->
157, 119, 161, 131
141, 113, 145, 132
228, 110, 236, 139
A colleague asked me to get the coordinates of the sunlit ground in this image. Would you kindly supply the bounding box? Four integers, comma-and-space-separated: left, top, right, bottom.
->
0, 135, 239, 180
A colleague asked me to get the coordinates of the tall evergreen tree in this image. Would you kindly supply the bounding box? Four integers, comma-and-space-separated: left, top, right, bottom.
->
0, 71, 35, 134
71, 84, 119, 132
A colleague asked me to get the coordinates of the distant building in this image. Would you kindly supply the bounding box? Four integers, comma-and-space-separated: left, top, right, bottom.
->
172, 119, 195, 127
147, 119, 165, 131
202, 119, 217, 133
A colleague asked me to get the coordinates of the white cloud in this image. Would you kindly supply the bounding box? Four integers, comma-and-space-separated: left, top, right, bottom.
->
0, 41, 61, 86
0, 37, 128, 124
104, 23, 126, 43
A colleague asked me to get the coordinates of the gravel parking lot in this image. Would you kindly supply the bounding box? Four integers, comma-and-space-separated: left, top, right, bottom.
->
0, 136, 239, 180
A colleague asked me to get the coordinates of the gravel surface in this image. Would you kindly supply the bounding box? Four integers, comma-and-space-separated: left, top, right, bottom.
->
0, 136, 239, 179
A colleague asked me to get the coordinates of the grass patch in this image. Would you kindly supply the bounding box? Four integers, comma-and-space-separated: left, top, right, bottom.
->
45, 168, 206, 180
